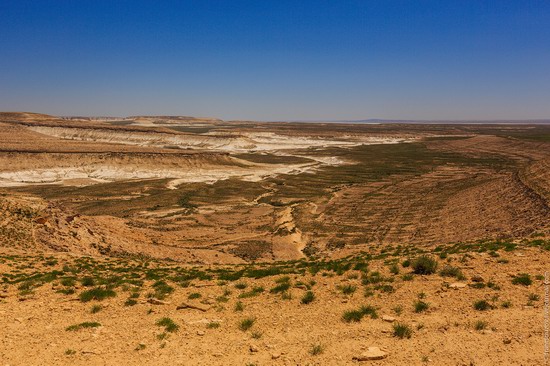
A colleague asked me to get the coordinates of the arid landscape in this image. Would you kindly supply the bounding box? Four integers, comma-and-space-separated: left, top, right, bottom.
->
0, 112, 549, 365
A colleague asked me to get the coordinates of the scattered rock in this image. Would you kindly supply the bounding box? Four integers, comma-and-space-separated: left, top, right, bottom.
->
353, 347, 388, 361
196, 330, 205, 336
81, 349, 99, 355
471, 275, 484, 283
382, 315, 396, 322
272, 353, 281, 359
449, 282, 467, 289
503, 338, 512, 344
147, 298, 170, 305
177, 302, 210, 312
249, 344, 259, 353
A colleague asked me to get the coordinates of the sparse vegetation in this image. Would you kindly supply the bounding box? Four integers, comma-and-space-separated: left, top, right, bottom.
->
342, 305, 378, 322
473, 300, 492, 311
414, 300, 429, 313
66, 322, 101, 331
310, 344, 323, 356
90, 304, 102, 313
239, 317, 256, 331
79, 287, 116, 302
207, 321, 220, 329
439, 265, 465, 280
156, 317, 179, 333
338, 284, 357, 295
301, 291, 315, 304
393, 323, 412, 339
239, 286, 265, 298
234, 301, 244, 312
474, 320, 488, 330
411, 256, 438, 275
512, 273, 532, 286
270, 282, 291, 294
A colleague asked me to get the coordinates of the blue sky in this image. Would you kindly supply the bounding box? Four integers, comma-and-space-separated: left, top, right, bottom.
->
1, 0, 549, 120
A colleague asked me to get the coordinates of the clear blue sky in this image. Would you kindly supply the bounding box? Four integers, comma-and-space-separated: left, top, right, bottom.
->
1, 0, 549, 120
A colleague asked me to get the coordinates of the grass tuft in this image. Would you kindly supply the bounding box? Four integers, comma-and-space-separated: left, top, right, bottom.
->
393, 323, 412, 339
156, 317, 179, 333
66, 322, 101, 331
79, 287, 116, 302
239, 317, 256, 331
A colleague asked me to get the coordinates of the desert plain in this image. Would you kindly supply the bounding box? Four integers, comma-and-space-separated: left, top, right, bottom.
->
0, 112, 549, 365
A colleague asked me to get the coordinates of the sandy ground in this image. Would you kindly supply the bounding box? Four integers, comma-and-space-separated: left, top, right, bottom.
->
0, 246, 548, 365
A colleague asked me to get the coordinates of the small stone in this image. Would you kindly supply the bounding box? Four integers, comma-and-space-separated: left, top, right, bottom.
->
147, 298, 170, 305
382, 315, 395, 322
197, 330, 205, 336
353, 347, 388, 361
471, 275, 484, 283
503, 338, 512, 344
272, 353, 281, 359
449, 282, 467, 289
249, 344, 259, 353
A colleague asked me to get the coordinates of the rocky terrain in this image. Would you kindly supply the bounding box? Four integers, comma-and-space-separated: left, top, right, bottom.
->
0, 112, 549, 365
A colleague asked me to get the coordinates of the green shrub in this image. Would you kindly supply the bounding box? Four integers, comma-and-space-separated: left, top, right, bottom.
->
234, 301, 244, 312
338, 284, 357, 295
474, 320, 487, 331
125, 298, 138, 306
411, 256, 438, 275
239, 317, 255, 331
156, 317, 179, 333
66, 322, 101, 331
512, 273, 532, 286
60, 278, 76, 287
310, 344, 323, 356
342, 305, 378, 322
393, 323, 412, 339
239, 286, 265, 298
90, 305, 102, 314
414, 300, 429, 313
342, 310, 363, 323
473, 300, 492, 311
79, 287, 116, 302
270, 282, 291, 294
80, 277, 95, 287
207, 321, 220, 329
301, 291, 315, 304
439, 266, 465, 280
